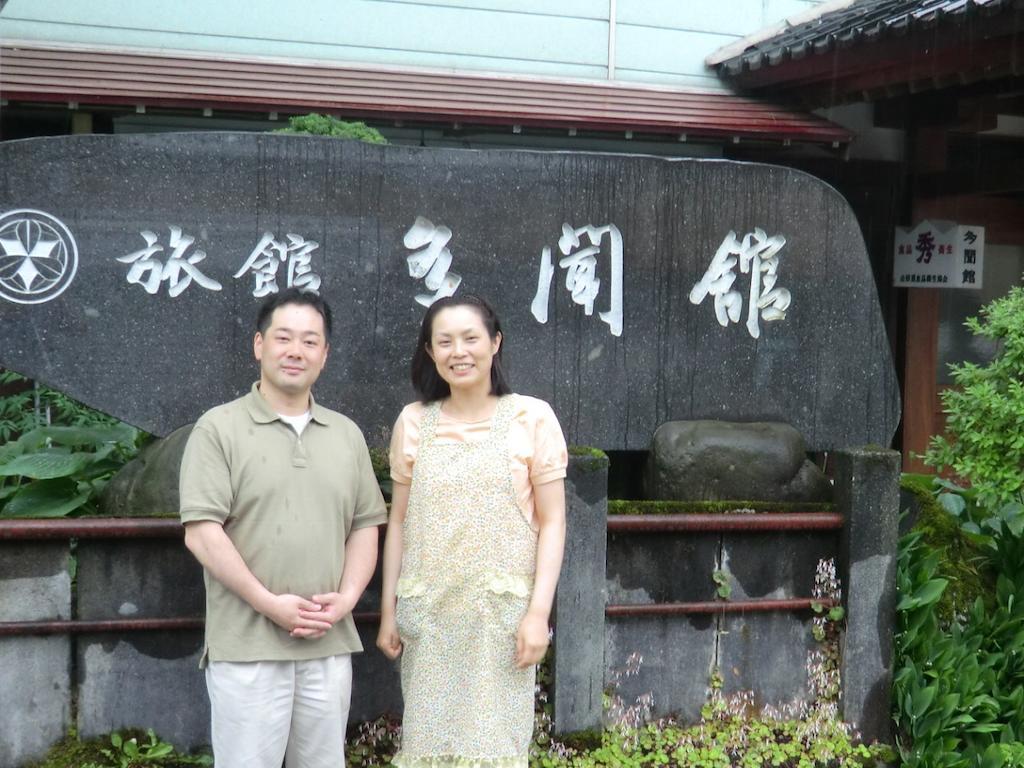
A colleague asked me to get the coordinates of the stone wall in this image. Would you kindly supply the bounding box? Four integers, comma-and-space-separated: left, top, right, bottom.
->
0, 450, 900, 767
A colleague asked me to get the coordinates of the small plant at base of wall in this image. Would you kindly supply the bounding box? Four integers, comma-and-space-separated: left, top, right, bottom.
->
26, 730, 211, 768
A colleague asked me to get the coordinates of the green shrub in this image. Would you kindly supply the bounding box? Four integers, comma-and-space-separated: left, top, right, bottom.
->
924, 283, 1024, 508
0, 370, 123, 440
900, 473, 993, 622
274, 113, 387, 143
0, 372, 145, 518
893, 518, 1024, 766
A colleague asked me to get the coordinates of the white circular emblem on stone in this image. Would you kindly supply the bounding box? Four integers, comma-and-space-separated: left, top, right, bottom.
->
0, 209, 79, 304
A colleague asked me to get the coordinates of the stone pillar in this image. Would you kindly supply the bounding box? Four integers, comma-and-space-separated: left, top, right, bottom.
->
552, 450, 608, 734
0, 541, 72, 768
834, 446, 900, 744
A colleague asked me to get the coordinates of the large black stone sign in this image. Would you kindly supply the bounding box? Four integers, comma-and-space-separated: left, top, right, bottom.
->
0, 133, 899, 450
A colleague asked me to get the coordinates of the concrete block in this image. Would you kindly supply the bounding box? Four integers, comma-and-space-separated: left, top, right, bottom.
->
75, 539, 203, 620
606, 615, 716, 724
0, 541, 71, 621
607, 531, 718, 603
75, 538, 208, 750
0, 636, 71, 768
77, 632, 209, 751
0, 541, 72, 767
723, 530, 839, 601
717, 611, 817, 707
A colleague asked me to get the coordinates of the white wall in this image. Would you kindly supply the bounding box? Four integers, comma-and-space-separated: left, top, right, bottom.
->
1, 0, 826, 89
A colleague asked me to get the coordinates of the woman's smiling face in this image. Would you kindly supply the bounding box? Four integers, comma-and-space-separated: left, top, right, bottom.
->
427, 305, 501, 394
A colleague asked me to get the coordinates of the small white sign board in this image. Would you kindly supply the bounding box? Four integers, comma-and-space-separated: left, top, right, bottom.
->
894, 220, 984, 289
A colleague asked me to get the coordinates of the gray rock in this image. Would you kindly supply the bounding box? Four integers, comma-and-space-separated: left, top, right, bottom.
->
0, 133, 900, 452
645, 420, 832, 502
100, 425, 193, 517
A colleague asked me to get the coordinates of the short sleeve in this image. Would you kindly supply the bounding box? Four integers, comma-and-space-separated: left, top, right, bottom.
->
179, 421, 232, 525
388, 403, 423, 484
526, 398, 568, 485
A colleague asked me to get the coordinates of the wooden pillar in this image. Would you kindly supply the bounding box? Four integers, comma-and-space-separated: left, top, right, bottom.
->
901, 288, 940, 471
900, 122, 948, 472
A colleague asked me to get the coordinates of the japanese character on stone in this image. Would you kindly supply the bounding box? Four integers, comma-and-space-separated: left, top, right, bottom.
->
531, 222, 623, 337
117, 226, 222, 297
234, 232, 322, 297
689, 228, 791, 339
403, 216, 461, 307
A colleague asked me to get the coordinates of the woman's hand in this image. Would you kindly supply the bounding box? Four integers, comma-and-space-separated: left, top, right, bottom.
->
514, 611, 550, 669
377, 614, 404, 660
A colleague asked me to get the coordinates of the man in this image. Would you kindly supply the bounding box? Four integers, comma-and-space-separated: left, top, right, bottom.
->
180, 288, 386, 768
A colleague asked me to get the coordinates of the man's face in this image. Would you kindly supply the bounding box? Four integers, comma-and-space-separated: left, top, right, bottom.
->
253, 303, 329, 401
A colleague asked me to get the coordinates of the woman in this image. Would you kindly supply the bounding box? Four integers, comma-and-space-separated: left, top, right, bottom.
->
377, 294, 567, 768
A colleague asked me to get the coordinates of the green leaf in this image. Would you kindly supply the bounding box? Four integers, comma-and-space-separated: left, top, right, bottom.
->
913, 578, 949, 607
0, 451, 92, 479
911, 685, 938, 719
2, 479, 90, 518
940, 492, 967, 517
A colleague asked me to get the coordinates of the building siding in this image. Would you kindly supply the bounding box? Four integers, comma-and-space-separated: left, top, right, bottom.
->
0, 0, 825, 89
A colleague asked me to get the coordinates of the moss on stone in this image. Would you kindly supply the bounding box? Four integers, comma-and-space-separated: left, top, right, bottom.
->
22, 735, 103, 768
555, 728, 604, 752
901, 472, 994, 622
568, 445, 609, 473
24, 729, 211, 768
607, 499, 834, 515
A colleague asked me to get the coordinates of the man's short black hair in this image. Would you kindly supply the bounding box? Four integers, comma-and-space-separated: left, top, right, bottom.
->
255, 288, 333, 338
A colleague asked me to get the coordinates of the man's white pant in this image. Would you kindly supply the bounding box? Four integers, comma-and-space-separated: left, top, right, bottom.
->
206, 654, 352, 768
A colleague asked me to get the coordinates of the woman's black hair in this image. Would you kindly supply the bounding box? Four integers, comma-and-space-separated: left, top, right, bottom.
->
411, 294, 512, 402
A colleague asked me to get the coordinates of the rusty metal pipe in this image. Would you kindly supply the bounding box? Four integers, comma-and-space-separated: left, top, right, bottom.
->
0, 518, 183, 540
0, 618, 203, 636
606, 513, 843, 533
0, 612, 382, 637
605, 598, 837, 616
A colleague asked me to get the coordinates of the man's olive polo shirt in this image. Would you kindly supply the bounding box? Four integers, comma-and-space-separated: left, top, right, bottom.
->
180, 383, 387, 665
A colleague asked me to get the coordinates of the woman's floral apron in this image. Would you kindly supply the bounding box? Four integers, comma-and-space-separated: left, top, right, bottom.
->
393, 395, 537, 768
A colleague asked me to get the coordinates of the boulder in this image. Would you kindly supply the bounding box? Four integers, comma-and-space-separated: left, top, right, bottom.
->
645, 421, 831, 502
99, 424, 194, 517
